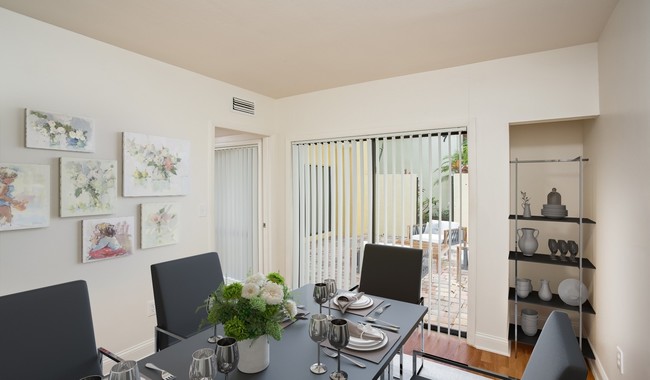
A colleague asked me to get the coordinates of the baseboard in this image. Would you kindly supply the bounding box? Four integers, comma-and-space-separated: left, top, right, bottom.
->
101, 338, 155, 374
587, 338, 609, 380
473, 332, 510, 356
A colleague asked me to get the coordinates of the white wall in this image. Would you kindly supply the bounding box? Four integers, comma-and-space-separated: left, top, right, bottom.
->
0, 8, 277, 359
586, 0, 650, 379
276, 45, 600, 355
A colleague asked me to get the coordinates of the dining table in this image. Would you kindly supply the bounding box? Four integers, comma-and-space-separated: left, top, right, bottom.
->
138, 283, 428, 380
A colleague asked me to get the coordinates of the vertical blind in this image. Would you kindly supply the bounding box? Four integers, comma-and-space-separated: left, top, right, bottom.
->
214, 145, 259, 281
292, 129, 468, 335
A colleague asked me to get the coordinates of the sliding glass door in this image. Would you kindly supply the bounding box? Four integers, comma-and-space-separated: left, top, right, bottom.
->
292, 129, 469, 334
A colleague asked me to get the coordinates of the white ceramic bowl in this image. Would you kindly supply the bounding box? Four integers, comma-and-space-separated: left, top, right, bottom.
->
558, 279, 588, 306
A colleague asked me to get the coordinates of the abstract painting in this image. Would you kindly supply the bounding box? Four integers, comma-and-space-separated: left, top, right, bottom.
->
60, 158, 117, 217
0, 163, 50, 231
82, 216, 134, 263
25, 108, 95, 152
123, 132, 190, 196
141, 202, 180, 249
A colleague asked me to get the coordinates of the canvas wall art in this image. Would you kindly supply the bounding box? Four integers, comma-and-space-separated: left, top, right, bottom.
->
82, 216, 135, 263
0, 163, 50, 231
25, 108, 95, 152
60, 158, 117, 217
141, 202, 180, 249
123, 132, 190, 196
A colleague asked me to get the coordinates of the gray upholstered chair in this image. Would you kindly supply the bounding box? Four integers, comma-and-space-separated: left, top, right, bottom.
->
411, 311, 587, 380
0, 280, 121, 380
151, 251, 224, 351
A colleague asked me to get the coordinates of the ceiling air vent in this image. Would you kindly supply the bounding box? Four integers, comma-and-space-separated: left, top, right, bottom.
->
232, 97, 255, 116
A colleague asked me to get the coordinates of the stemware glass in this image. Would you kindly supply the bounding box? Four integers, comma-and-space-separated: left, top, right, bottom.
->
324, 279, 337, 320
215, 337, 239, 380
108, 360, 140, 380
205, 300, 219, 344
313, 282, 329, 315
189, 348, 218, 380
328, 318, 350, 380
308, 313, 330, 374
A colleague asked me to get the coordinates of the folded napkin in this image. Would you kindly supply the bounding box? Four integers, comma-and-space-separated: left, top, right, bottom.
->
347, 319, 383, 341
336, 292, 365, 314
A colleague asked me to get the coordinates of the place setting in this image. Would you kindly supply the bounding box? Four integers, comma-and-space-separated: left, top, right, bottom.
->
319, 318, 400, 365
314, 281, 385, 317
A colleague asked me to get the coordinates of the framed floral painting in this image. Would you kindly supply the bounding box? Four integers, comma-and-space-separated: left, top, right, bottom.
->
0, 163, 50, 231
25, 109, 95, 152
82, 216, 134, 263
60, 158, 117, 217
123, 132, 190, 196
140, 202, 180, 249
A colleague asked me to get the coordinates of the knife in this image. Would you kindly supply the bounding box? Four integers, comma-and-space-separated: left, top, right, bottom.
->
366, 323, 399, 333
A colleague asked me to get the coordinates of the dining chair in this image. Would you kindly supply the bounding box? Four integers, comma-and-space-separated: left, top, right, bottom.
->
150, 251, 224, 351
356, 243, 425, 379
410, 311, 586, 380
0, 280, 122, 380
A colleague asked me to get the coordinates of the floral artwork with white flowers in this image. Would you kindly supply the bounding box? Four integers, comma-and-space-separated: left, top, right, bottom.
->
25, 109, 95, 152
60, 158, 117, 217
141, 202, 180, 249
122, 132, 190, 196
82, 216, 134, 263
0, 163, 50, 231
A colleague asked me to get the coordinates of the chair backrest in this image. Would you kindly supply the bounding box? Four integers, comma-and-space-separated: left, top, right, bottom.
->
151, 252, 224, 350
522, 311, 587, 380
0, 280, 102, 380
358, 244, 423, 304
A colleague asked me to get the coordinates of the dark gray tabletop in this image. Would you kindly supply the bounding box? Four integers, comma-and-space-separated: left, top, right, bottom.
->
139, 283, 427, 380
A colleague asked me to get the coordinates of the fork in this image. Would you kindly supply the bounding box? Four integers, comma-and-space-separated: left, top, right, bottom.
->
145, 362, 176, 380
375, 303, 391, 315
322, 348, 366, 368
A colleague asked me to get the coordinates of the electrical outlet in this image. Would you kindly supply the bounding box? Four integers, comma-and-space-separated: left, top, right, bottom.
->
147, 300, 156, 317
616, 346, 624, 374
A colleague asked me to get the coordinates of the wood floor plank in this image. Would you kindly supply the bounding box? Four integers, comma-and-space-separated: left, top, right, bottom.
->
402, 329, 595, 379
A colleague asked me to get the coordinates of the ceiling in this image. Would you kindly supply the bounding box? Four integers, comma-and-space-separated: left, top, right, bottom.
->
0, 0, 618, 99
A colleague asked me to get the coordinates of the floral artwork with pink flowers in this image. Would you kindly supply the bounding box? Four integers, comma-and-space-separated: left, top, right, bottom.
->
122, 132, 190, 196
82, 216, 134, 263
140, 202, 179, 249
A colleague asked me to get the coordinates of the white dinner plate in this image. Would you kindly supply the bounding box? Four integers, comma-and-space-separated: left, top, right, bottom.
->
347, 330, 388, 351
333, 294, 374, 310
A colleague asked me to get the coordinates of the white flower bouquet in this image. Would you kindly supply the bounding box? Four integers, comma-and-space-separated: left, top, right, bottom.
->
203, 272, 297, 341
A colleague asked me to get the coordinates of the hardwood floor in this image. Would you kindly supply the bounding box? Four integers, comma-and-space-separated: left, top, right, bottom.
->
401, 328, 595, 379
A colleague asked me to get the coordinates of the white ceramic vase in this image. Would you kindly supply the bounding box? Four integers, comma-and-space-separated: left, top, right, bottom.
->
521, 309, 539, 337
237, 335, 270, 373
538, 279, 552, 301
522, 203, 532, 218
517, 228, 539, 256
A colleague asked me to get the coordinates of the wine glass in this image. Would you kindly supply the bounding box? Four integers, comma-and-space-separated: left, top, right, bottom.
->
324, 278, 337, 320
313, 283, 329, 315
548, 238, 559, 260
205, 298, 219, 344
215, 337, 239, 380
189, 348, 218, 380
308, 313, 329, 374
108, 360, 140, 380
328, 318, 350, 380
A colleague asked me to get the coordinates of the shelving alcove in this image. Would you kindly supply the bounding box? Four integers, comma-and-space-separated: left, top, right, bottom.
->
509, 157, 595, 359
